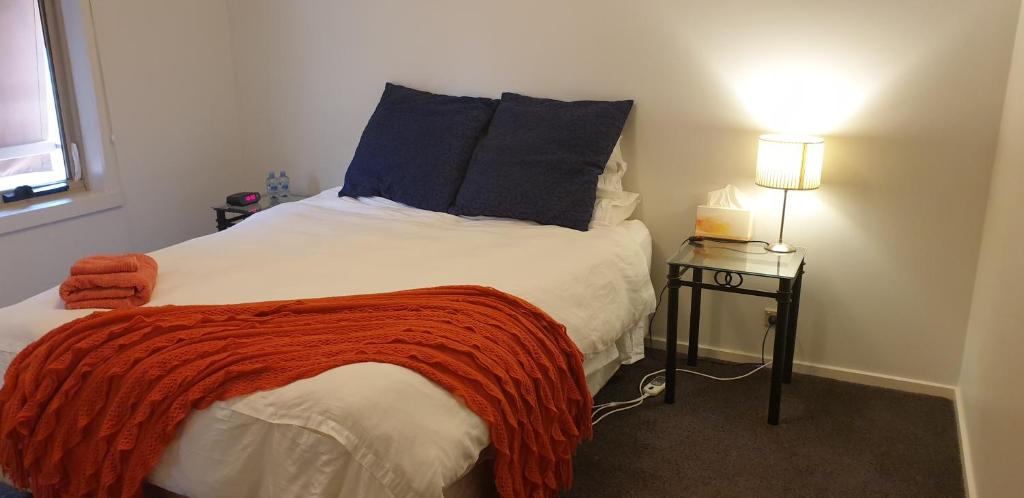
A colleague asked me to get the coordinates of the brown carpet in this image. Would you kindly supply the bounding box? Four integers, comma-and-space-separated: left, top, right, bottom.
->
566, 349, 965, 497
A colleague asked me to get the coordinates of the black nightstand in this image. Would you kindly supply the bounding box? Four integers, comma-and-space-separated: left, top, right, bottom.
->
664, 238, 806, 425
212, 194, 308, 231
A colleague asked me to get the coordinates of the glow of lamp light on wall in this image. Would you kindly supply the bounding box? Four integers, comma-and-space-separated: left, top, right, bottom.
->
725, 64, 867, 238
734, 66, 867, 134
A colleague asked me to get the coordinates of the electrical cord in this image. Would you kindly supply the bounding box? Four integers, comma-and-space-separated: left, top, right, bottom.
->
689, 324, 773, 367
593, 398, 648, 425
674, 362, 771, 382
646, 283, 668, 342
687, 235, 772, 254
593, 369, 666, 414
593, 368, 665, 425
705, 244, 769, 255
686, 235, 773, 247
592, 364, 773, 425
592, 329, 774, 426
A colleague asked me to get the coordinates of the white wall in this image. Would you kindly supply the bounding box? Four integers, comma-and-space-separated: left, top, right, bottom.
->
958, 3, 1024, 495
0, 0, 244, 306
224, 0, 1019, 386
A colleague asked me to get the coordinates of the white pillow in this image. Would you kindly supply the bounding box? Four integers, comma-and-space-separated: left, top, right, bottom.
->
597, 140, 627, 191
591, 140, 640, 228
591, 188, 640, 228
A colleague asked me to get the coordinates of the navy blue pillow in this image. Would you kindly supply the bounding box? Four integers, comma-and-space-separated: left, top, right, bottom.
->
450, 92, 633, 231
339, 83, 498, 212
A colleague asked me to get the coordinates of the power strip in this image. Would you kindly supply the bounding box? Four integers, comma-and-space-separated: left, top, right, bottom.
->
643, 376, 666, 396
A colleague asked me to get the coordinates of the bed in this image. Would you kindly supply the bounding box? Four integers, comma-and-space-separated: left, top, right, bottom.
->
0, 188, 656, 498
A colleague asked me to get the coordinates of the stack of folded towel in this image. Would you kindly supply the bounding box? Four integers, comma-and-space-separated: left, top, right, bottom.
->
58, 254, 159, 310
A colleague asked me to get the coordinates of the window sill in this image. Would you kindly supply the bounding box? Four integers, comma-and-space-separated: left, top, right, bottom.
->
0, 190, 123, 236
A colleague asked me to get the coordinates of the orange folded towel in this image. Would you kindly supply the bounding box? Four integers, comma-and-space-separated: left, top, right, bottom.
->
58, 254, 158, 309
69, 254, 147, 275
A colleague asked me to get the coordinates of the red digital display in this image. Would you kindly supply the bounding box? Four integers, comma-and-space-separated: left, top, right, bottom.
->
245, 194, 257, 202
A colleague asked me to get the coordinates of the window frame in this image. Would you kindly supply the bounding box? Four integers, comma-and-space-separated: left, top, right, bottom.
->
0, 0, 85, 199
0, 0, 125, 234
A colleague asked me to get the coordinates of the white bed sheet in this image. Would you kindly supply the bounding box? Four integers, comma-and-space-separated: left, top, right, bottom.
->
0, 188, 656, 498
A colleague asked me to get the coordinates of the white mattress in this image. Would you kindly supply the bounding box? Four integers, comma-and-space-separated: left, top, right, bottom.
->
0, 189, 656, 498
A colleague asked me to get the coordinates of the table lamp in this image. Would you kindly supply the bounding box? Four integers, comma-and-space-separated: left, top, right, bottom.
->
755, 134, 824, 253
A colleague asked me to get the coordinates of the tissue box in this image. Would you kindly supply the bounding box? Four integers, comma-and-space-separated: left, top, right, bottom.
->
695, 206, 754, 241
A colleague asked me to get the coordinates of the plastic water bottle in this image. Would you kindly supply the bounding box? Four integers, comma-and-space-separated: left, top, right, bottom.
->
278, 170, 290, 198
266, 171, 279, 199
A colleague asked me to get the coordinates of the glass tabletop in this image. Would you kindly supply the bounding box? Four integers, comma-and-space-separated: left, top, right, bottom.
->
668, 239, 805, 279
213, 194, 308, 214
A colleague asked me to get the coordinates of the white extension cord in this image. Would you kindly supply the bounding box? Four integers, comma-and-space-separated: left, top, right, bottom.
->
591, 362, 772, 426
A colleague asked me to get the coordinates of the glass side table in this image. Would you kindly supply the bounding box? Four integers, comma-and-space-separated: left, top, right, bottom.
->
212, 194, 309, 231
664, 237, 806, 425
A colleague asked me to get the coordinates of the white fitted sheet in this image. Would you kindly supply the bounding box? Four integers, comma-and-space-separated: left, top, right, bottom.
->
0, 189, 656, 497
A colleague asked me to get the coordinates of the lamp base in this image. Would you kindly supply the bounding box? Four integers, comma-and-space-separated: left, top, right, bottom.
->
767, 242, 797, 254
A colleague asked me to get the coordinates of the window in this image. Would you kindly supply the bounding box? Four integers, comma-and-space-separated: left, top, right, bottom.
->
0, 0, 80, 199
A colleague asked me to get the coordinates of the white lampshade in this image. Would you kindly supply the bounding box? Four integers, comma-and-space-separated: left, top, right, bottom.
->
755, 134, 825, 190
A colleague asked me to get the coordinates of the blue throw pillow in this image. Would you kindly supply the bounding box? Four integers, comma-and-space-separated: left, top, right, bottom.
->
450, 92, 633, 231
339, 83, 498, 212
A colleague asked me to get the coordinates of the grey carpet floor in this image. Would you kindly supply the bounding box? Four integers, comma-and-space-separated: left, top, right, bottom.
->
565, 349, 965, 497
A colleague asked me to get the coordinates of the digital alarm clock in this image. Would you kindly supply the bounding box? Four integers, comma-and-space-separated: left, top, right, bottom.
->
226, 192, 261, 206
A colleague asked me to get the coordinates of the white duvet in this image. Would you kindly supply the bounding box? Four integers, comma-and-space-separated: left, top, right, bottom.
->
0, 188, 655, 498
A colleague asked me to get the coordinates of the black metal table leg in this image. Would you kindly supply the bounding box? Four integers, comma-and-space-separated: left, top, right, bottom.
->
784, 266, 804, 384
665, 266, 681, 404
216, 210, 230, 231
687, 268, 703, 366
768, 278, 792, 425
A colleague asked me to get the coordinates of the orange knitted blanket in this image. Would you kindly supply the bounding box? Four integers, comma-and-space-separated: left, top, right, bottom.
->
0, 286, 592, 498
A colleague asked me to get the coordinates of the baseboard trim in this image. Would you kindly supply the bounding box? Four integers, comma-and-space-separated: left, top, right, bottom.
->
954, 388, 976, 497
647, 337, 956, 399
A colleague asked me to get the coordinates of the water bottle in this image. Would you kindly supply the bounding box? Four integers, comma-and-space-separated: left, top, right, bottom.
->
278, 170, 290, 198
266, 171, 279, 199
